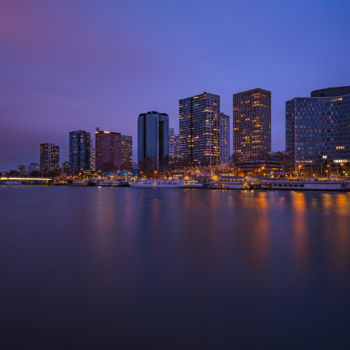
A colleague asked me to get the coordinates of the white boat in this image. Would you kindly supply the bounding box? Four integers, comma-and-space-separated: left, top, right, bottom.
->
129, 179, 202, 188
262, 180, 350, 191
0, 180, 22, 185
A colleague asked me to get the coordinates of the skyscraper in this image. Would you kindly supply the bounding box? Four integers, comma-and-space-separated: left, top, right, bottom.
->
28, 162, 40, 174
121, 135, 132, 170
179, 92, 221, 166
168, 128, 175, 166
286, 86, 350, 170
69, 130, 91, 174
62, 161, 70, 176
40, 143, 59, 175
174, 134, 181, 165
90, 141, 96, 172
219, 113, 230, 163
233, 88, 271, 161
17, 165, 27, 176
95, 129, 121, 171
138, 111, 169, 172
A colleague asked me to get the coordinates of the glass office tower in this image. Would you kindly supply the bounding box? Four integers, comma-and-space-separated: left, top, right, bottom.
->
179, 92, 221, 166
69, 130, 91, 174
138, 111, 169, 172
286, 86, 350, 170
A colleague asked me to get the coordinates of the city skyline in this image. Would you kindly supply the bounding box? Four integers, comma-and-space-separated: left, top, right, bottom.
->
1, 85, 350, 172
1, 0, 350, 169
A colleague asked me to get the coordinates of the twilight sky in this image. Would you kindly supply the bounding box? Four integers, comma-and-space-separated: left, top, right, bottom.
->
1, 0, 350, 170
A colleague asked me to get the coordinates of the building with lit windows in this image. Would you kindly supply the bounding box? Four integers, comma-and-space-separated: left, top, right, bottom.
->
121, 135, 132, 169
174, 134, 181, 165
168, 128, 176, 166
233, 88, 271, 161
168, 129, 182, 167
69, 130, 91, 174
95, 128, 121, 171
17, 165, 27, 176
90, 142, 96, 172
219, 113, 230, 163
138, 111, 169, 172
40, 143, 59, 175
62, 161, 71, 175
179, 92, 221, 166
286, 86, 350, 170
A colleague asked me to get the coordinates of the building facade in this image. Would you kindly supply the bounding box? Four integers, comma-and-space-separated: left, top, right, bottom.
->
219, 113, 230, 163
69, 130, 91, 174
168, 128, 175, 166
137, 111, 169, 172
28, 163, 40, 174
286, 86, 350, 170
233, 88, 271, 161
121, 135, 132, 170
40, 143, 59, 175
17, 165, 27, 176
95, 129, 121, 171
62, 161, 71, 176
90, 142, 96, 172
174, 134, 181, 165
179, 92, 221, 166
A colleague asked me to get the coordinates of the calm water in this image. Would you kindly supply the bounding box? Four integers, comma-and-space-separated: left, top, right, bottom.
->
1, 186, 350, 349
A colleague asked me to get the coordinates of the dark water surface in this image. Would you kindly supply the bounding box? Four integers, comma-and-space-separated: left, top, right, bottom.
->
1, 186, 350, 349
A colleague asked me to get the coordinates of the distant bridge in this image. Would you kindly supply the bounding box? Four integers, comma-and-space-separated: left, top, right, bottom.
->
0, 177, 53, 183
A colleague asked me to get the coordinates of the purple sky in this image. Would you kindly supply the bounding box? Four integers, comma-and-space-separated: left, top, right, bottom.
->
1, 0, 350, 170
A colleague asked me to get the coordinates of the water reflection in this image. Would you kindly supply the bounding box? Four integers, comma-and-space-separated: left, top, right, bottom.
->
322, 193, 333, 214
251, 192, 270, 269
326, 193, 350, 278
2, 186, 350, 347
291, 192, 308, 270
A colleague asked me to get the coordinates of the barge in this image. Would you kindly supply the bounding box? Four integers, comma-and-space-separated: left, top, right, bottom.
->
262, 180, 350, 191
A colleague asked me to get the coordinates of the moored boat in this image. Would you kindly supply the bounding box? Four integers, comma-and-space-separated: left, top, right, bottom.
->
71, 179, 88, 186
98, 179, 120, 187
129, 179, 202, 188
208, 179, 255, 190
262, 180, 350, 191
118, 181, 130, 187
0, 180, 23, 185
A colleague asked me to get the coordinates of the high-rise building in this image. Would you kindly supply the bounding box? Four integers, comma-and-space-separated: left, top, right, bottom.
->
219, 113, 230, 163
95, 129, 121, 171
90, 141, 96, 172
69, 131, 91, 174
28, 163, 40, 174
179, 92, 221, 166
286, 86, 350, 170
174, 134, 181, 165
233, 88, 271, 161
17, 165, 27, 175
168, 128, 175, 166
62, 161, 71, 176
138, 111, 169, 172
40, 143, 59, 175
121, 135, 132, 170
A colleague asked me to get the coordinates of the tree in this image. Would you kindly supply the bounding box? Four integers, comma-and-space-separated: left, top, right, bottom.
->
29, 171, 41, 177
8, 170, 19, 177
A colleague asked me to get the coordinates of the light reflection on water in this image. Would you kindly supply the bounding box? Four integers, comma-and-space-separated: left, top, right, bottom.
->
1, 186, 350, 348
